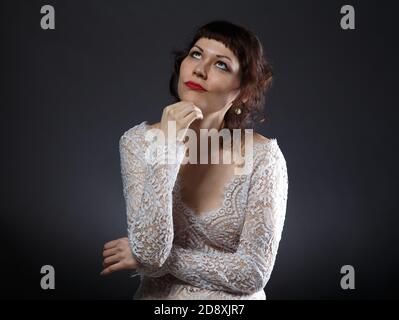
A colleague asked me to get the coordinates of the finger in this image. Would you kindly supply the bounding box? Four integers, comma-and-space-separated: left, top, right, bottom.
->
103, 254, 120, 266
103, 261, 119, 270
103, 239, 119, 250
103, 247, 118, 258
183, 110, 203, 126
165, 101, 190, 116
100, 261, 125, 276
183, 108, 203, 120
176, 104, 201, 118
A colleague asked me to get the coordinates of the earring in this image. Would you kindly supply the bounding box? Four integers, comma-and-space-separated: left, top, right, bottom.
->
234, 107, 242, 115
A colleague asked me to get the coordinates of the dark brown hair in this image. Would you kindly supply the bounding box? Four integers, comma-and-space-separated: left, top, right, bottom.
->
169, 20, 274, 131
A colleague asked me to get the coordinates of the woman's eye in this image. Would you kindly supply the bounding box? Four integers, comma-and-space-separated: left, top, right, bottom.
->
190, 51, 229, 71
216, 61, 228, 71
191, 51, 201, 59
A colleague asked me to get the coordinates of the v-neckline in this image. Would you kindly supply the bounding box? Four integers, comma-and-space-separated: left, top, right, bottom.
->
172, 140, 276, 220
173, 172, 240, 220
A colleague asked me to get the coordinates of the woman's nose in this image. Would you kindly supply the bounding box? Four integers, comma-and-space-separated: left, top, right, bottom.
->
193, 62, 207, 80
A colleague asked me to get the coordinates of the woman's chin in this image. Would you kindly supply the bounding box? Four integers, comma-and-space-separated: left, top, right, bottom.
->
181, 94, 205, 107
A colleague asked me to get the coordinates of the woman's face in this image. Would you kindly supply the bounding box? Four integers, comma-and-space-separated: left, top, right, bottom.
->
177, 37, 241, 115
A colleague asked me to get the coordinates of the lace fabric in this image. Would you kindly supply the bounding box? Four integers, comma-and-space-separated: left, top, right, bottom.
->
119, 121, 289, 300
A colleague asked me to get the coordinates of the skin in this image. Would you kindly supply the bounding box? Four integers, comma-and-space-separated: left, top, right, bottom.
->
101, 37, 269, 276
101, 237, 137, 275
177, 37, 242, 133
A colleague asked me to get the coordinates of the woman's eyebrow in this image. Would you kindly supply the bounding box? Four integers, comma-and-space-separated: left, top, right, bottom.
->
193, 45, 232, 62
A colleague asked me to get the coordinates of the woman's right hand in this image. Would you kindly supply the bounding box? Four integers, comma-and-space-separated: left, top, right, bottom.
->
100, 237, 138, 276
160, 101, 203, 143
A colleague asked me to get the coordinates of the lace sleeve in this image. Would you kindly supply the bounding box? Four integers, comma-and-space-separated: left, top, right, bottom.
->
119, 123, 186, 268
140, 140, 289, 294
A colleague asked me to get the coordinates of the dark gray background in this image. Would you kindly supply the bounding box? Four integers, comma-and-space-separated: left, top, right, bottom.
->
1, 0, 398, 299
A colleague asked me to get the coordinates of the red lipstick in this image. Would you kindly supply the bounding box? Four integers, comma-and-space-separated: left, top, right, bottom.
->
185, 81, 207, 91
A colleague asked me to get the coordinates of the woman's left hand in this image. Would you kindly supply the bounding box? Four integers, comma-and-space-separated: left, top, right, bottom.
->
100, 237, 139, 276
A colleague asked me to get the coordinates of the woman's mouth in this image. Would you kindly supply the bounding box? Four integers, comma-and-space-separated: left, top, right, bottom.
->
184, 81, 207, 91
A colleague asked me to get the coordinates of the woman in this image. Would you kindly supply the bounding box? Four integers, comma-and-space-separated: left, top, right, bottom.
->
101, 20, 288, 300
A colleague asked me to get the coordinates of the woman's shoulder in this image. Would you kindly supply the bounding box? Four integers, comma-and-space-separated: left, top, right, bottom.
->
119, 121, 152, 151
120, 120, 158, 140
149, 122, 161, 129
252, 131, 278, 152
251, 132, 286, 166
119, 121, 164, 154
252, 132, 272, 145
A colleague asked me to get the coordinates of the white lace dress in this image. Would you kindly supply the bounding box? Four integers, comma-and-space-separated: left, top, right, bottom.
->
119, 121, 289, 300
